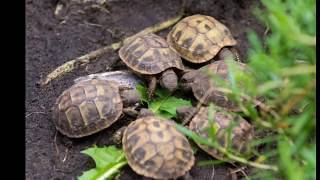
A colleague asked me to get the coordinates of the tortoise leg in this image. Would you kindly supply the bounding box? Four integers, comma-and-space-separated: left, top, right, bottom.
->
111, 126, 127, 144
179, 70, 198, 93
137, 108, 154, 118
230, 47, 241, 62
181, 172, 194, 180
217, 47, 240, 62
119, 89, 141, 107
148, 76, 157, 99
176, 106, 198, 125
159, 69, 178, 93
123, 107, 139, 117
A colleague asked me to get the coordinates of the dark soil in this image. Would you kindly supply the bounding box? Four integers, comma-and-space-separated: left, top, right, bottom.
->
26, 0, 265, 179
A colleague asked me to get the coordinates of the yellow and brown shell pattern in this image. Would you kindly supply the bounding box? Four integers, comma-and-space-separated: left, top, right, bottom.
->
52, 79, 123, 138
189, 107, 254, 161
167, 14, 237, 63
119, 33, 184, 75
192, 60, 248, 111
123, 116, 195, 179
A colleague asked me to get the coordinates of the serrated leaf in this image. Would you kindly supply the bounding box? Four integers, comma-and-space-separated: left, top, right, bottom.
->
137, 84, 192, 118
150, 96, 191, 118
78, 146, 127, 180
158, 97, 192, 116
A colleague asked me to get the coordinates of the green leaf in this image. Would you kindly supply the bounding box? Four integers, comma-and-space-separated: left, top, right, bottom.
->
136, 84, 149, 104
78, 146, 127, 180
136, 84, 192, 118
78, 169, 98, 180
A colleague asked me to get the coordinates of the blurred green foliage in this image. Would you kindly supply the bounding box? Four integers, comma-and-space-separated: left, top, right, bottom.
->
178, 0, 316, 179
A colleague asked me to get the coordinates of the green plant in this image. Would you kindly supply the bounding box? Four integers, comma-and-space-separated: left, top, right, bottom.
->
177, 0, 316, 179
136, 84, 192, 118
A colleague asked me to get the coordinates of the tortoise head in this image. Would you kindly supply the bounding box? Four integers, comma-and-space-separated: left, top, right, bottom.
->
179, 69, 199, 92
159, 69, 178, 92
119, 89, 141, 107
137, 108, 154, 118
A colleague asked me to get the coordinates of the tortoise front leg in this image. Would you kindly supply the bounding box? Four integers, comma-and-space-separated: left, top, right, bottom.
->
176, 106, 198, 126
148, 76, 157, 99
111, 126, 127, 144
217, 47, 241, 62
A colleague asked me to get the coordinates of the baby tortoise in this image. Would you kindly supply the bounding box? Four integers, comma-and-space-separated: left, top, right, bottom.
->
167, 14, 238, 63
117, 109, 195, 179
180, 60, 250, 112
177, 106, 254, 161
52, 78, 140, 138
119, 33, 184, 98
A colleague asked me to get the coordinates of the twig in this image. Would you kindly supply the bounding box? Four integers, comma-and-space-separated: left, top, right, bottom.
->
38, 15, 183, 86
228, 166, 249, 180
25, 111, 46, 118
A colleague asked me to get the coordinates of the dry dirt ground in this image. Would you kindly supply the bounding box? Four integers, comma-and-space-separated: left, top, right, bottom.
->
26, 0, 265, 179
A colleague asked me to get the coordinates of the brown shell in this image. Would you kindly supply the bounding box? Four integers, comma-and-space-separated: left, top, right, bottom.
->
122, 116, 195, 179
119, 33, 184, 75
189, 107, 253, 161
192, 60, 247, 111
52, 79, 123, 138
167, 14, 237, 63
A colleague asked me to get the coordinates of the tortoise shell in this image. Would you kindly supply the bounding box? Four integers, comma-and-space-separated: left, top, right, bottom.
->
167, 14, 237, 63
119, 33, 184, 75
189, 107, 253, 161
122, 116, 195, 179
192, 60, 248, 111
52, 79, 123, 138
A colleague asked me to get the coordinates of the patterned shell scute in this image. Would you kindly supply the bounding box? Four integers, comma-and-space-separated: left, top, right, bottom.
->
119, 33, 184, 75
192, 60, 247, 111
189, 107, 253, 160
53, 79, 123, 138
123, 116, 195, 179
167, 14, 237, 63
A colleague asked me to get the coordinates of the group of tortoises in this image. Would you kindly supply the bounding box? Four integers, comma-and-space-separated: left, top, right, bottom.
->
52, 14, 256, 179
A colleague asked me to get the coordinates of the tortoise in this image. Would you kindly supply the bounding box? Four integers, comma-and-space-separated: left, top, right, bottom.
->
120, 108, 195, 179
176, 106, 254, 161
167, 14, 238, 64
119, 33, 185, 98
52, 78, 141, 138
180, 60, 250, 112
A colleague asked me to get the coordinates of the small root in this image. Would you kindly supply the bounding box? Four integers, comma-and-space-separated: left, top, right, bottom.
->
54, 131, 59, 156
25, 111, 46, 118
209, 166, 215, 180
62, 148, 69, 163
